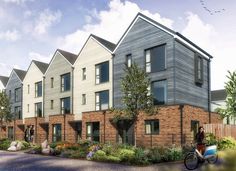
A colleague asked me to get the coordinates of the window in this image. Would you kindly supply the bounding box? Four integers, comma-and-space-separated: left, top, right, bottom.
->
27, 104, 29, 112
51, 100, 54, 109
15, 88, 21, 102
61, 73, 70, 91
52, 124, 62, 142
15, 106, 22, 120
95, 61, 109, 84
51, 77, 54, 88
35, 102, 42, 117
126, 54, 132, 67
86, 122, 100, 142
191, 120, 199, 139
82, 94, 86, 105
195, 54, 203, 85
9, 90, 11, 100
95, 90, 109, 111
145, 44, 166, 73
82, 68, 86, 80
35, 81, 42, 97
8, 127, 14, 140
145, 120, 160, 134
27, 84, 30, 94
152, 80, 167, 105
61, 97, 70, 114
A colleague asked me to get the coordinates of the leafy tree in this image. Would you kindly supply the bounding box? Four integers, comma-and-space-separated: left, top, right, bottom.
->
0, 91, 12, 127
111, 62, 157, 145
216, 71, 236, 124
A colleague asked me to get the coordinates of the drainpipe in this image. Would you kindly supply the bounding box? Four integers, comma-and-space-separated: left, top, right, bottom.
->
43, 76, 45, 118
71, 67, 74, 114
207, 59, 211, 123
179, 104, 184, 145
103, 111, 106, 143
35, 117, 38, 143
64, 114, 66, 141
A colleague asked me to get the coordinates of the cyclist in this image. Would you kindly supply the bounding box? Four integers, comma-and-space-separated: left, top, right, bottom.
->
195, 126, 205, 155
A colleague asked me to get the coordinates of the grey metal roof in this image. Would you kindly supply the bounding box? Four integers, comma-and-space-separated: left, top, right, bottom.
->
211, 89, 227, 101
13, 69, 27, 81
57, 49, 78, 65
0, 76, 9, 87
32, 60, 49, 74
91, 34, 116, 52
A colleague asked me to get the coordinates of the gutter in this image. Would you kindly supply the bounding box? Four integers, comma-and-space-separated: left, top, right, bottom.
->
208, 59, 211, 123
179, 104, 184, 145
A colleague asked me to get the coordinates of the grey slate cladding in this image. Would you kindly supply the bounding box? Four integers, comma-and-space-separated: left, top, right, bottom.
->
91, 34, 116, 52
211, 89, 227, 101
57, 49, 78, 65
0, 76, 9, 87
33, 60, 49, 74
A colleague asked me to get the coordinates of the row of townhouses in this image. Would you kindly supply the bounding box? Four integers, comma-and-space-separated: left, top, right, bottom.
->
0, 13, 222, 147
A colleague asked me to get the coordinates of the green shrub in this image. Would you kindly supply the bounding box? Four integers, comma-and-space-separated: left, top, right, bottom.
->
218, 137, 236, 150
32, 145, 42, 154
69, 150, 87, 159
0, 139, 11, 150
166, 147, 183, 161
132, 148, 149, 165
205, 133, 218, 146
147, 147, 162, 163
92, 150, 106, 161
102, 143, 113, 155
118, 148, 135, 163
105, 155, 121, 163
49, 142, 57, 149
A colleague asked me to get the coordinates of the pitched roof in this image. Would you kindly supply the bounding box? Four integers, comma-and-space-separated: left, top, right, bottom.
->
114, 12, 213, 58
0, 76, 9, 87
57, 49, 78, 65
13, 69, 27, 81
32, 60, 49, 74
211, 89, 227, 101
91, 34, 116, 52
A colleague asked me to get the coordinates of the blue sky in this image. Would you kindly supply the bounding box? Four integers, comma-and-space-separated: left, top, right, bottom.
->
0, 0, 235, 90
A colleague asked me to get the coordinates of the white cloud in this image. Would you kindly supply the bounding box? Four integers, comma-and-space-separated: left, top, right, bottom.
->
0, 29, 21, 41
1, 0, 34, 4
0, 63, 20, 76
34, 9, 62, 35
28, 51, 51, 63
57, 0, 174, 53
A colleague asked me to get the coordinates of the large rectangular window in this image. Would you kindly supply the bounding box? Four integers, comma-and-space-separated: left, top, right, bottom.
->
61, 73, 71, 92
8, 126, 14, 140
15, 88, 21, 102
126, 54, 132, 68
95, 90, 109, 111
86, 122, 100, 142
95, 61, 109, 84
145, 44, 166, 73
52, 124, 62, 142
195, 54, 203, 85
82, 68, 86, 80
61, 97, 70, 114
145, 120, 160, 134
15, 106, 22, 120
35, 81, 42, 97
35, 102, 42, 117
152, 80, 167, 105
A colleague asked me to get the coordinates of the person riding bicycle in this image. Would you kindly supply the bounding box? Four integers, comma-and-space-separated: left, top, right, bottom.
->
195, 126, 205, 155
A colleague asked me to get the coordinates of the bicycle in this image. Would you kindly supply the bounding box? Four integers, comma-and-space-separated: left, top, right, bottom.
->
184, 144, 218, 170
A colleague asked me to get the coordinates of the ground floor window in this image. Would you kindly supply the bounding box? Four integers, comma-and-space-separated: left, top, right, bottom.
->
52, 124, 62, 142
35, 102, 42, 117
15, 106, 22, 120
191, 120, 199, 140
145, 120, 160, 134
8, 126, 14, 140
86, 122, 100, 142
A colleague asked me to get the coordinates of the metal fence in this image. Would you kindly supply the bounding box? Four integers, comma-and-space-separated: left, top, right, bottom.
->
203, 124, 236, 139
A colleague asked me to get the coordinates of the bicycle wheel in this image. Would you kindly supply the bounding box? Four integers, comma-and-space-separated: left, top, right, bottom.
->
184, 153, 199, 170
207, 154, 218, 164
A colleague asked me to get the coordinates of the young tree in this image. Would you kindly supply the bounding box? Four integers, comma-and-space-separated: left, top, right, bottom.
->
111, 62, 157, 145
216, 71, 236, 124
0, 91, 12, 127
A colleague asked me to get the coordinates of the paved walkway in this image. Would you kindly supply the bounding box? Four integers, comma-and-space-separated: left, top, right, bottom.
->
0, 150, 207, 171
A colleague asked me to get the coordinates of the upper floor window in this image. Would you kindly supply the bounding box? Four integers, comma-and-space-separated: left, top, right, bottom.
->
126, 54, 132, 68
35, 102, 42, 117
145, 120, 160, 134
61, 97, 70, 114
61, 73, 70, 92
9, 90, 11, 100
27, 104, 29, 112
15, 88, 21, 102
95, 61, 109, 84
51, 77, 54, 88
35, 81, 42, 97
195, 54, 203, 85
27, 84, 30, 94
51, 100, 54, 109
152, 80, 167, 105
145, 44, 166, 73
15, 106, 22, 120
82, 94, 86, 105
95, 90, 109, 111
82, 68, 86, 80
